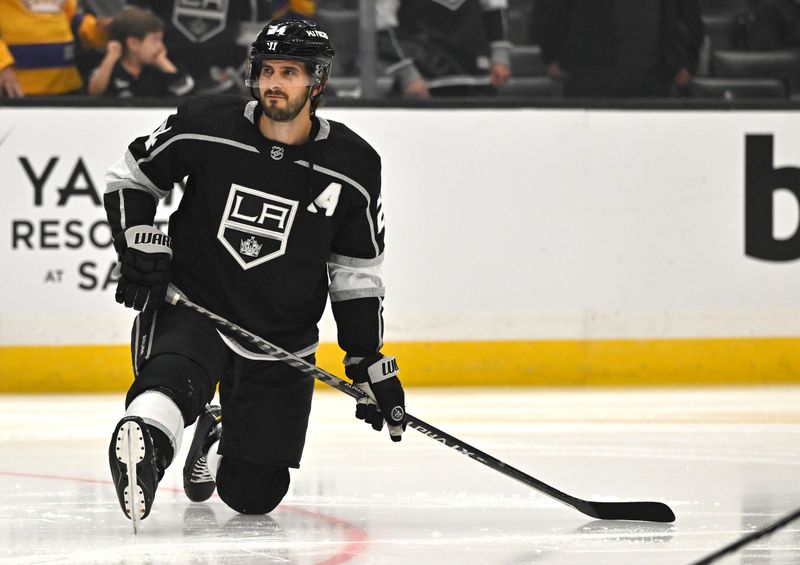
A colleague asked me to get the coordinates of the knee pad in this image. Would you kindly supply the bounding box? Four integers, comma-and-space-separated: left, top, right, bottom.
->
216, 457, 290, 515
126, 353, 213, 424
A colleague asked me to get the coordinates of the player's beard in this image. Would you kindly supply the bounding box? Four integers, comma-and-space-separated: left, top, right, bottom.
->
261, 87, 311, 122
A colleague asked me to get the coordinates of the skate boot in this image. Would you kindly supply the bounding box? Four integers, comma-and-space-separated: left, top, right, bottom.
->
183, 404, 222, 502
109, 416, 161, 529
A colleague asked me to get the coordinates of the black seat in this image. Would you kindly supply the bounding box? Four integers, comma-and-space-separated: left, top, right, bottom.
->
510, 45, 546, 76
315, 9, 360, 77
698, 0, 752, 15
689, 77, 787, 99
712, 49, 800, 93
702, 13, 742, 50
326, 76, 394, 98
496, 76, 563, 98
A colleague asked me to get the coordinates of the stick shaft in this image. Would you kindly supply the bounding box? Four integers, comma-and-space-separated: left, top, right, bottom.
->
165, 284, 674, 523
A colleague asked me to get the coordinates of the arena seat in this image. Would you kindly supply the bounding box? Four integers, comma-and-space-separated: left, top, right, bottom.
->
688, 76, 788, 99
712, 49, 800, 94
496, 76, 563, 98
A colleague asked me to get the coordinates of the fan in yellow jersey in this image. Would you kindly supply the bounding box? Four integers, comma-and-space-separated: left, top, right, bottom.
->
0, 0, 109, 97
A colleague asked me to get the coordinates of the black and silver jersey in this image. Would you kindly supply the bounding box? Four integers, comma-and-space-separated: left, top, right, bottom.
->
104, 95, 387, 359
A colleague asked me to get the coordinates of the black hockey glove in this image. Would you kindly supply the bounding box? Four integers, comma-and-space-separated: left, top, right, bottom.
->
345, 353, 406, 442
113, 225, 172, 312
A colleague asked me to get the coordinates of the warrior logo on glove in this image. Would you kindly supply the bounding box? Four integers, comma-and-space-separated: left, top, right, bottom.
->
114, 225, 172, 312
346, 353, 406, 442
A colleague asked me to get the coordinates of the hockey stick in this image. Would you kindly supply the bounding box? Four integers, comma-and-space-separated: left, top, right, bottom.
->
690, 505, 800, 564
165, 284, 675, 523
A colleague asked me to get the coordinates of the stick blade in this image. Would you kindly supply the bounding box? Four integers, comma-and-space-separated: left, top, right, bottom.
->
578, 500, 675, 523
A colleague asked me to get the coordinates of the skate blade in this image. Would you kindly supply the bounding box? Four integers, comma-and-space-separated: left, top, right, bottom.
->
115, 421, 147, 534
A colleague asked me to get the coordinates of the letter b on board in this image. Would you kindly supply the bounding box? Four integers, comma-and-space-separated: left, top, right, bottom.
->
745, 135, 800, 261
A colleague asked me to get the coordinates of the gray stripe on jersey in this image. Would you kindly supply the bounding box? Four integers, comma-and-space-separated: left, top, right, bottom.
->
133, 314, 141, 376
244, 100, 257, 124
315, 117, 331, 141
145, 310, 158, 359
378, 296, 384, 350
106, 150, 168, 199
138, 134, 259, 165
294, 160, 380, 256
119, 188, 126, 230
328, 252, 385, 303
329, 287, 386, 302
328, 252, 384, 268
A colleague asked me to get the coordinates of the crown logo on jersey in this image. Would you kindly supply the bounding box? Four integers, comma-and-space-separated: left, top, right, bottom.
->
239, 236, 263, 257
270, 146, 284, 160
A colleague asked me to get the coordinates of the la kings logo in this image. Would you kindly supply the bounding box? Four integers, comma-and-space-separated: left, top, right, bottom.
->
172, 0, 229, 43
217, 184, 298, 269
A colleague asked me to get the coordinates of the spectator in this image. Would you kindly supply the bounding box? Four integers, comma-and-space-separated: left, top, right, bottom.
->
87, 8, 193, 97
270, 0, 316, 20
376, 0, 512, 98
126, 0, 274, 95
746, 0, 800, 50
0, 0, 109, 97
532, 0, 704, 98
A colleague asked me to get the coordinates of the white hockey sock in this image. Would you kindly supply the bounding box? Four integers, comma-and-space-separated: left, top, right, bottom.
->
125, 390, 185, 457
206, 440, 222, 481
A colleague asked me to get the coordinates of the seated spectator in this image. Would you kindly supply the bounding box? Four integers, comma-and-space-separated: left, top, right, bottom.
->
126, 0, 274, 95
270, 0, 316, 20
532, 0, 704, 98
746, 0, 800, 50
376, 0, 512, 98
0, 0, 109, 97
87, 7, 193, 97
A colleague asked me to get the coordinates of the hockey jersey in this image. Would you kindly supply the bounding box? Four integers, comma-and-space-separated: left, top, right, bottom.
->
104, 96, 387, 360
377, 0, 511, 90
0, 0, 107, 95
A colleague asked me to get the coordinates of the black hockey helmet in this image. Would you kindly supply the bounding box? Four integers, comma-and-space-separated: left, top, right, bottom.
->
246, 19, 336, 92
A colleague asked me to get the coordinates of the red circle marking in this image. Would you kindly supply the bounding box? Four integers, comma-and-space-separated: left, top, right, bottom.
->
0, 470, 369, 564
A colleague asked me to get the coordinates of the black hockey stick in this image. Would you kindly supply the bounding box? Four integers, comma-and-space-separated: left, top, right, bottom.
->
165, 284, 675, 523
690, 505, 800, 564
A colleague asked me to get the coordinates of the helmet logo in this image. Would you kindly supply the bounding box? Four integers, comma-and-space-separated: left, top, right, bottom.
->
267, 24, 288, 36
265, 41, 278, 51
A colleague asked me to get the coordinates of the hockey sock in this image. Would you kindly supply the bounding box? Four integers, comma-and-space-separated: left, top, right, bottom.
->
125, 390, 185, 470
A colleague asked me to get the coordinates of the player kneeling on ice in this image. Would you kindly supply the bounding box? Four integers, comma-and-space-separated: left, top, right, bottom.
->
103, 19, 405, 529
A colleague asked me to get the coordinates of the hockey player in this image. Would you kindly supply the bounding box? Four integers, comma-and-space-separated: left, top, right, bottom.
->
104, 19, 406, 524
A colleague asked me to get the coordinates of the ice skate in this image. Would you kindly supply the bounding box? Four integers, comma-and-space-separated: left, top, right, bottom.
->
183, 404, 222, 502
108, 416, 160, 532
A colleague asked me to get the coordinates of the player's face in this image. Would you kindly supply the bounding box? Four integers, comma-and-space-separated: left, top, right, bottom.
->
132, 31, 166, 65
258, 60, 315, 122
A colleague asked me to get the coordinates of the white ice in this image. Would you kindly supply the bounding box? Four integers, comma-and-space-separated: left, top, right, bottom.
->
2, 387, 800, 564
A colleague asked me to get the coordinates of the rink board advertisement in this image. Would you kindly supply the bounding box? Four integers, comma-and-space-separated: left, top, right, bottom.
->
2, 106, 800, 390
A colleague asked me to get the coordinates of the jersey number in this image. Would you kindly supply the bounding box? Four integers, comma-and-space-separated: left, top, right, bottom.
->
376, 196, 385, 234
144, 119, 172, 151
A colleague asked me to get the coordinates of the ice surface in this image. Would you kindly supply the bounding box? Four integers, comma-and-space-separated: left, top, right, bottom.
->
1, 387, 800, 564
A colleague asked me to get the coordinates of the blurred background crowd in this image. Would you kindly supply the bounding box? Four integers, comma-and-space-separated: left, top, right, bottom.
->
1, 0, 799, 102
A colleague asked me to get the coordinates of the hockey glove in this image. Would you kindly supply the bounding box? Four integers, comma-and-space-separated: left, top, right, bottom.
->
114, 225, 172, 312
345, 353, 406, 442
